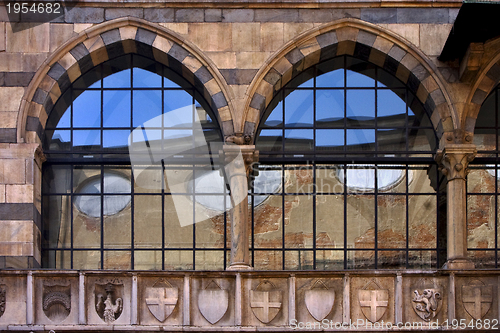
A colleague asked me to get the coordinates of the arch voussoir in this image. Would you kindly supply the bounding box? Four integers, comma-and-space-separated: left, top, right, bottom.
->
20, 17, 234, 144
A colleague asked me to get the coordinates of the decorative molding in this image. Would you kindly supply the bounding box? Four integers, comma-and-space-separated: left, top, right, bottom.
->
95, 283, 123, 324
198, 280, 228, 325
250, 281, 282, 324
358, 280, 389, 323
43, 282, 71, 323
435, 144, 477, 181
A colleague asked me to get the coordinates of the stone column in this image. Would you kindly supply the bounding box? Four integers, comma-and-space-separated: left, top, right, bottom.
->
436, 144, 476, 269
222, 144, 258, 270
0, 143, 45, 268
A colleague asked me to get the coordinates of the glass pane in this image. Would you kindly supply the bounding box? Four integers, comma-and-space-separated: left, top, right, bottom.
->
103, 199, 131, 248
377, 129, 406, 151
467, 195, 495, 249
47, 130, 71, 150
408, 195, 437, 248
103, 91, 131, 127
347, 250, 375, 269
195, 218, 225, 249
474, 128, 496, 152
316, 195, 344, 248
284, 90, 313, 127
346, 129, 375, 150
103, 251, 131, 269
73, 197, 101, 248
73, 166, 100, 192
135, 195, 163, 248
165, 250, 193, 270
377, 69, 404, 89
346, 58, 375, 87
133, 90, 162, 127
264, 101, 283, 128
467, 167, 495, 193
195, 251, 225, 270
315, 250, 344, 270
316, 129, 344, 150
103, 68, 131, 88
73, 251, 101, 270
468, 250, 496, 269
408, 250, 435, 269
378, 89, 406, 126
165, 195, 193, 248
284, 129, 313, 151
316, 165, 344, 194
285, 167, 314, 194
346, 90, 375, 126
316, 90, 344, 127
408, 128, 434, 152
253, 195, 282, 249
43, 195, 71, 248
285, 250, 313, 269
133, 166, 163, 194
476, 93, 496, 128
347, 194, 374, 249
164, 90, 194, 116
73, 130, 100, 149
409, 167, 436, 193
256, 129, 282, 151
43, 165, 71, 194
135, 250, 162, 270
103, 130, 130, 149
254, 250, 282, 270
56, 108, 71, 128
378, 250, 406, 268
73, 90, 101, 128
133, 67, 162, 88
377, 195, 406, 249
316, 58, 343, 88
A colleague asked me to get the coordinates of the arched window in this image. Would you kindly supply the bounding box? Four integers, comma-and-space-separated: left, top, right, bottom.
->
251, 56, 445, 270
42, 54, 228, 270
467, 84, 500, 268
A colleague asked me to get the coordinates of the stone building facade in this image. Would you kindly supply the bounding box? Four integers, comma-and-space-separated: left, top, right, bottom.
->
0, 0, 499, 331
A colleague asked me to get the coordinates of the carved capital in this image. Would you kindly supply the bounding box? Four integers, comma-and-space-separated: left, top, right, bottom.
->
222, 144, 259, 178
34, 145, 47, 168
435, 144, 477, 181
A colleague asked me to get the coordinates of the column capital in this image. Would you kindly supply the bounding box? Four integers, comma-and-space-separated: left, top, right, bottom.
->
435, 144, 477, 181
222, 144, 259, 178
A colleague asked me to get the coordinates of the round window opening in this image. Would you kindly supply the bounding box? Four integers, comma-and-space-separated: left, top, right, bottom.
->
74, 173, 131, 218
336, 165, 409, 192
189, 167, 282, 212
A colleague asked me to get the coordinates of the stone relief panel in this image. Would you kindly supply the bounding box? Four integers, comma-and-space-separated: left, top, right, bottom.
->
191, 277, 234, 326
86, 276, 131, 325
296, 277, 342, 324
35, 275, 78, 324
350, 277, 394, 326
0, 276, 26, 325
403, 276, 447, 324
242, 277, 288, 327
139, 277, 183, 325
456, 276, 498, 322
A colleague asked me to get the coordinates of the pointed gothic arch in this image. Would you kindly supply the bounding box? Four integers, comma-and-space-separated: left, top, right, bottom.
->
243, 19, 456, 146
18, 17, 235, 144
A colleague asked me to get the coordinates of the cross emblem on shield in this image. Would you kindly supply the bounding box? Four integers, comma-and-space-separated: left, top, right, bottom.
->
250, 281, 282, 324
462, 280, 493, 320
358, 281, 389, 323
146, 287, 178, 322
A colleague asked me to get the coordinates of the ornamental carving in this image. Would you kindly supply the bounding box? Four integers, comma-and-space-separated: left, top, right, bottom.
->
250, 281, 282, 324
435, 145, 476, 181
95, 283, 123, 323
0, 285, 5, 319
145, 279, 178, 323
358, 280, 389, 323
462, 279, 493, 320
43, 282, 71, 323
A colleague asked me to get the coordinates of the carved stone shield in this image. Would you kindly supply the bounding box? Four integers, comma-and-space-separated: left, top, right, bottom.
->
198, 280, 228, 324
411, 279, 442, 322
0, 285, 6, 319
358, 281, 388, 323
305, 280, 335, 321
462, 280, 493, 320
250, 281, 282, 324
146, 280, 178, 323
43, 283, 71, 323
95, 283, 124, 323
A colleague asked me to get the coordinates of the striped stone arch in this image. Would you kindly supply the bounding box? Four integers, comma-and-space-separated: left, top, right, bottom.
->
465, 49, 500, 139
244, 19, 456, 146
18, 17, 233, 144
